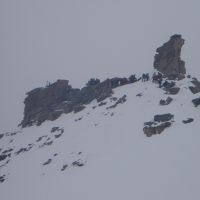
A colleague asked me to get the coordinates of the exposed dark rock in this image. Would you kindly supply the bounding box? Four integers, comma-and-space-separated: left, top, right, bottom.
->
162, 81, 176, 89
162, 80, 179, 95
54, 133, 63, 139
75, 117, 83, 122
0, 175, 6, 183
61, 164, 68, 171
154, 113, 174, 122
192, 97, 200, 107
160, 97, 173, 105
144, 113, 174, 137
51, 127, 60, 133
86, 78, 100, 87
0, 160, 10, 169
2, 149, 13, 154
144, 121, 155, 126
20, 80, 73, 127
128, 74, 138, 83
106, 95, 127, 109
0, 155, 7, 162
40, 140, 53, 148
80, 79, 112, 104
10, 131, 20, 136
94, 79, 113, 102
0, 134, 4, 140
15, 146, 32, 155
51, 127, 64, 134
98, 101, 107, 107
72, 160, 85, 167
73, 105, 86, 113
110, 112, 114, 116
165, 87, 180, 95
182, 118, 194, 124
136, 93, 143, 97
36, 135, 47, 142
21, 79, 114, 127
110, 77, 121, 88
154, 34, 186, 80
110, 97, 118, 102
189, 79, 200, 94
143, 122, 172, 137
42, 159, 52, 166
119, 78, 129, 86
20, 73, 141, 127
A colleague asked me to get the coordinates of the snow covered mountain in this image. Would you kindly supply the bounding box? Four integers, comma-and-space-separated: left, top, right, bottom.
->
1, 35, 200, 200
1, 74, 200, 200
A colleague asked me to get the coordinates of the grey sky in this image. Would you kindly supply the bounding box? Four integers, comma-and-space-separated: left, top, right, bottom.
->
0, 0, 200, 130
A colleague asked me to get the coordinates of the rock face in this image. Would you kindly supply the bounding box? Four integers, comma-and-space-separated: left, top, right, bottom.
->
154, 34, 186, 80
20, 79, 114, 127
20, 80, 73, 127
20, 76, 139, 127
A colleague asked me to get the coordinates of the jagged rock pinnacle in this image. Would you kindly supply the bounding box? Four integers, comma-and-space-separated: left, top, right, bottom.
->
154, 34, 186, 80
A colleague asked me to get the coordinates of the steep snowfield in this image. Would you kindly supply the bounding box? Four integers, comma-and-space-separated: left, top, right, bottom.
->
1, 77, 200, 200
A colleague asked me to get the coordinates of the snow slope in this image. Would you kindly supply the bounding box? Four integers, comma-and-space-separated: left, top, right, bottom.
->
0, 77, 200, 200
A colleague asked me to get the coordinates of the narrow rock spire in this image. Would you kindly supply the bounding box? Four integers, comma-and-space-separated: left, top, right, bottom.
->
154, 34, 186, 80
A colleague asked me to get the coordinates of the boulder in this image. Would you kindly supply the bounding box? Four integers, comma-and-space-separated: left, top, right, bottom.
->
154, 34, 186, 80
143, 122, 171, 137
159, 97, 173, 105
143, 113, 174, 137
192, 97, 200, 107
0, 154, 7, 162
189, 79, 200, 94
182, 118, 194, 124
154, 113, 174, 122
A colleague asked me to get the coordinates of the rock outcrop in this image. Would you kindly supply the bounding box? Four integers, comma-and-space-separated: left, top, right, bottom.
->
192, 97, 200, 107
143, 122, 172, 137
143, 113, 174, 137
159, 97, 173, 106
20, 79, 114, 127
154, 34, 186, 80
20, 76, 138, 127
154, 113, 174, 123
189, 78, 200, 94
182, 118, 194, 124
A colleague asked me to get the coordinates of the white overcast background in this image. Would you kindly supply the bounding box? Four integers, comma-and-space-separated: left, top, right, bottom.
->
0, 0, 200, 131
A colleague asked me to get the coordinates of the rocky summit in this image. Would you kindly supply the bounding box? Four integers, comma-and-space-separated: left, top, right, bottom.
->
154, 34, 186, 80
